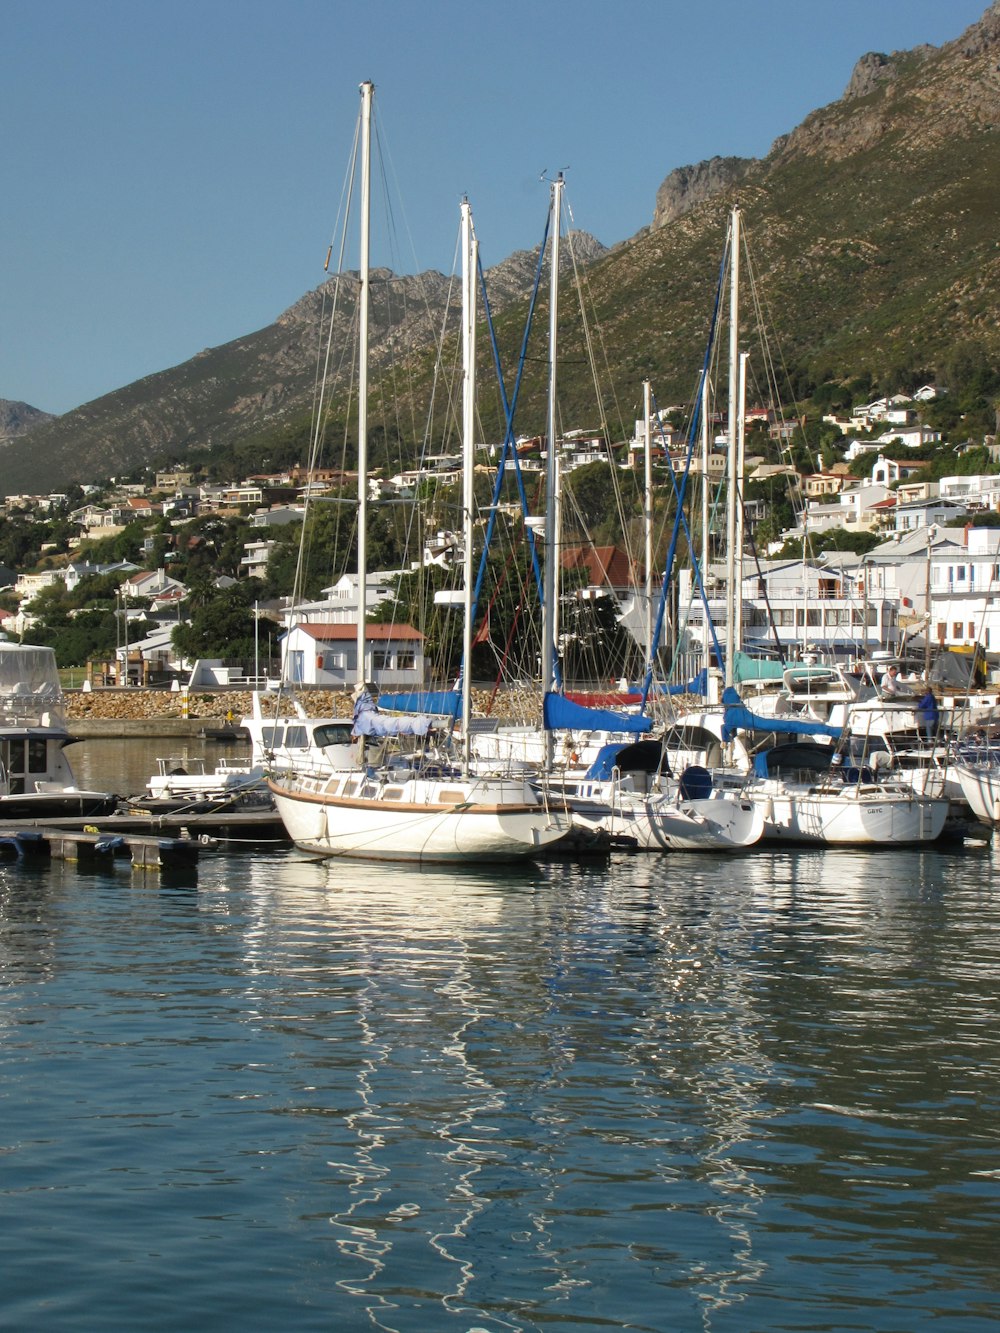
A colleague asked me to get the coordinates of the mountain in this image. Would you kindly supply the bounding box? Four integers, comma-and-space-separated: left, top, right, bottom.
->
0, 400, 56, 448
3, 2, 1000, 495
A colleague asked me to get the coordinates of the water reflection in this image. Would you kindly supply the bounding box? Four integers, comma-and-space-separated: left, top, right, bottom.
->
2, 841, 999, 1329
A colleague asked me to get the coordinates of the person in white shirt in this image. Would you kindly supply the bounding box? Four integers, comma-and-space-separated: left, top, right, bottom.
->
880, 664, 900, 696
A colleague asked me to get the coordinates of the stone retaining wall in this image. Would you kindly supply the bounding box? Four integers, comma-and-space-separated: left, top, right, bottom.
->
64, 686, 541, 727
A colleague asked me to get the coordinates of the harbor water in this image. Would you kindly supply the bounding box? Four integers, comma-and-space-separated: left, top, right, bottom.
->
1, 739, 999, 1330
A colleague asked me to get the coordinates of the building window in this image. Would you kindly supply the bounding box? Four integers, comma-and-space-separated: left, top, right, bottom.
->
969, 622, 976, 639
936, 622, 946, 642
396, 651, 415, 670
372, 650, 391, 670
953, 622, 963, 640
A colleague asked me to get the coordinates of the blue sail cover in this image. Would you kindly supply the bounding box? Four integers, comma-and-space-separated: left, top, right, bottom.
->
377, 691, 460, 716
666, 668, 708, 697
720, 686, 842, 742
543, 692, 652, 735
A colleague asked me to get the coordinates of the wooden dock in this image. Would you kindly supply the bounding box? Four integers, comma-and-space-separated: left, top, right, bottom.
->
9, 807, 289, 845
0, 826, 199, 873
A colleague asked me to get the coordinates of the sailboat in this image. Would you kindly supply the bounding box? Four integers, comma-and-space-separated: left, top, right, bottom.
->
516, 185, 762, 853
654, 206, 949, 847
268, 87, 571, 862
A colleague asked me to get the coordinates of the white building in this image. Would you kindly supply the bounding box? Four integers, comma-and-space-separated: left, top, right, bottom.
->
678, 554, 901, 660
280, 622, 426, 689
927, 527, 1000, 653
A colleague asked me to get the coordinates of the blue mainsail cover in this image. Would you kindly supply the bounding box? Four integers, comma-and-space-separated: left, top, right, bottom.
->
543, 692, 652, 734
721, 686, 842, 742
666, 668, 708, 696
377, 691, 460, 716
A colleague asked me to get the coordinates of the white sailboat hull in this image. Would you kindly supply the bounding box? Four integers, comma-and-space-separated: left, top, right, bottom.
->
269, 771, 572, 862
747, 780, 948, 845
953, 763, 1000, 826
552, 782, 764, 852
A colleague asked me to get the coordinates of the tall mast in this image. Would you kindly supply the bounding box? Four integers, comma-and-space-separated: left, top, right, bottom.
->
734, 348, 749, 654
460, 198, 477, 771
355, 80, 373, 688
541, 171, 565, 767
700, 371, 712, 682
643, 380, 654, 666
724, 204, 741, 688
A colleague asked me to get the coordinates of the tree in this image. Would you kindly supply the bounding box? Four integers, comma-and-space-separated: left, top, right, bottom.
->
171, 583, 261, 660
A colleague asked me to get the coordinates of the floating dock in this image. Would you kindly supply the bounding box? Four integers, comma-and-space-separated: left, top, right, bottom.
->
0, 826, 199, 872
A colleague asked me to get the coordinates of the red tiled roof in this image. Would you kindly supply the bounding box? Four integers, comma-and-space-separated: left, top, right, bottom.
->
559, 544, 639, 587
293, 623, 424, 642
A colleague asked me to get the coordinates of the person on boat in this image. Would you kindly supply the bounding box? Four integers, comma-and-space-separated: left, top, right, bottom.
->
916, 689, 940, 740
880, 664, 901, 696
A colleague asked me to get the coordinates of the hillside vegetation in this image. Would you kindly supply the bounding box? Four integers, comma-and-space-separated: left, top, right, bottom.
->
3, 3, 1000, 494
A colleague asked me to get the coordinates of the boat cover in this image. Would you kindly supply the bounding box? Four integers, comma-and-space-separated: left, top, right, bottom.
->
721, 686, 842, 742
543, 692, 652, 734
353, 711, 434, 737
377, 691, 460, 716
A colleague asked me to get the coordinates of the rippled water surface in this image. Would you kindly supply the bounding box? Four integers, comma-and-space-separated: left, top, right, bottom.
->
2, 819, 1000, 1330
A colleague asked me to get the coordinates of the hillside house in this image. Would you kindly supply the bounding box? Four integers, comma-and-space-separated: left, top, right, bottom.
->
240, 539, 276, 579
120, 568, 188, 604
876, 424, 941, 450
870, 455, 927, 487
892, 497, 968, 533
287, 572, 400, 626
938, 473, 1000, 511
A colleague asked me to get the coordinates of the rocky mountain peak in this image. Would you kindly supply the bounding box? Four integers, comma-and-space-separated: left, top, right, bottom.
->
652, 157, 755, 230
0, 399, 56, 447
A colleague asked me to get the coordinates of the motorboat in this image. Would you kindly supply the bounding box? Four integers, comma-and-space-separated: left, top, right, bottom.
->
0, 643, 118, 819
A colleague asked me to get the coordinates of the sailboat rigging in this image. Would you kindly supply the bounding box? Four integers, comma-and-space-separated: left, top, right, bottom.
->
267, 84, 571, 861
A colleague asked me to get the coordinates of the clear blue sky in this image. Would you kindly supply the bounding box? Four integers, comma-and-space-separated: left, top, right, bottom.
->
1, 0, 989, 416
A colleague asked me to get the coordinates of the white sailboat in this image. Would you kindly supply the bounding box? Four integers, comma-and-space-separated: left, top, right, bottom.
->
526, 193, 762, 853
543, 740, 764, 851
675, 695, 950, 846
269, 90, 571, 862
666, 206, 948, 848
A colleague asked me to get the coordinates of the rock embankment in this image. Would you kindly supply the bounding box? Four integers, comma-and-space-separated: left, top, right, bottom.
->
63, 686, 542, 734
65, 688, 354, 724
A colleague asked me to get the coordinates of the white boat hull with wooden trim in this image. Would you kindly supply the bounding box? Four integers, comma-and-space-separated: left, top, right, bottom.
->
269, 770, 572, 862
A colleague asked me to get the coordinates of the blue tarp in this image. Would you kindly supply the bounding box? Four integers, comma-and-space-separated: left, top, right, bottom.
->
377, 691, 460, 716
721, 686, 843, 743
543, 692, 652, 735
